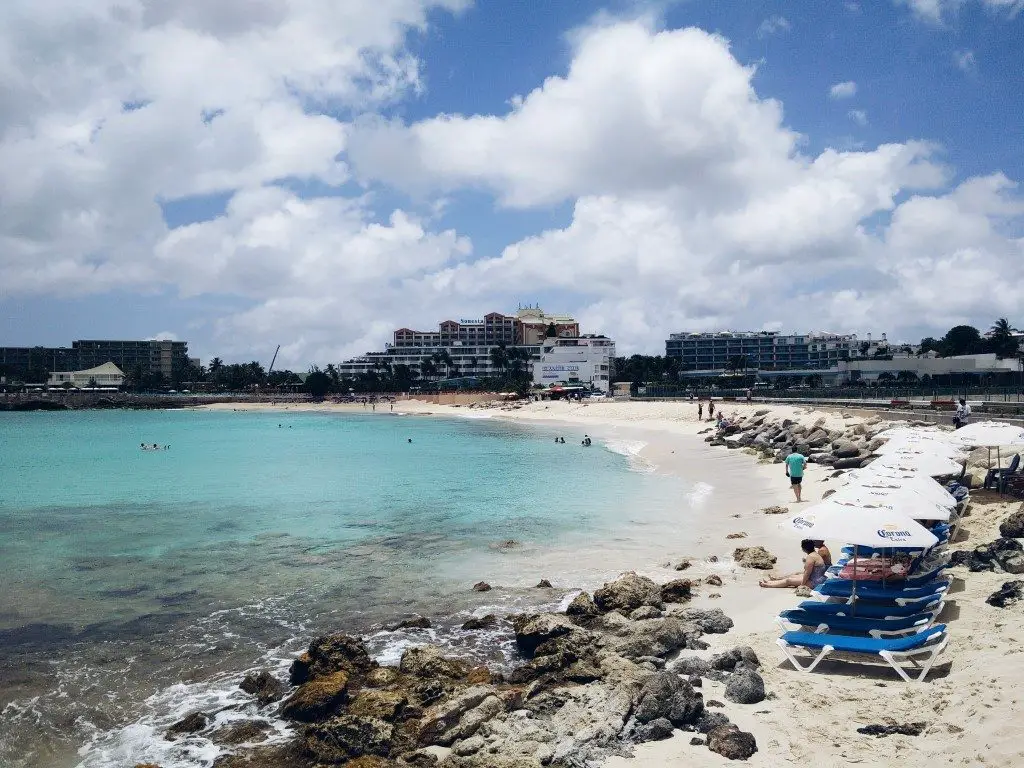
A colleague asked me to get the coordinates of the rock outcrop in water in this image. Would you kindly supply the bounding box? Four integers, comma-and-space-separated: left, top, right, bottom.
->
227, 573, 758, 766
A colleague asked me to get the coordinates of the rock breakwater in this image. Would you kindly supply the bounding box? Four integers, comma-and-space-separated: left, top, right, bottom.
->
173, 573, 761, 767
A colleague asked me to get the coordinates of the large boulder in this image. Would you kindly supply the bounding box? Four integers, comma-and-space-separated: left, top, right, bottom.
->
612, 616, 705, 659
302, 715, 394, 762
724, 669, 765, 704
707, 725, 758, 760
399, 646, 472, 680
633, 672, 705, 727
732, 547, 777, 570
1000, 509, 1024, 539
416, 685, 498, 746
678, 608, 734, 634
290, 633, 375, 685
832, 439, 861, 459
240, 671, 285, 705
348, 690, 408, 722
166, 711, 209, 739
710, 647, 759, 671
566, 592, 600, 617
805, 429, 830, 448
510, 614, 579, 658
660, 579, 693, 604
593, 573, 663, 613
281, 670, 349, 722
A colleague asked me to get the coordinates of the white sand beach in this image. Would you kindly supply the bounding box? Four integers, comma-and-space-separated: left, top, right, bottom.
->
200, 398, 1024, 767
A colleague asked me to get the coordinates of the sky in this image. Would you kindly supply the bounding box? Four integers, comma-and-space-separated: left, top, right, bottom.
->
1, 0, 1023, 369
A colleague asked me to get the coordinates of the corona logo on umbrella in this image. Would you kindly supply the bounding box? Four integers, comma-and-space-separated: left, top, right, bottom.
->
792, 516, 815, 530
875, 525, 913, 542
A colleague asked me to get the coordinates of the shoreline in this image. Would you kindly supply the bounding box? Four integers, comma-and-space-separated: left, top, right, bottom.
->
195, 398, 1024, 767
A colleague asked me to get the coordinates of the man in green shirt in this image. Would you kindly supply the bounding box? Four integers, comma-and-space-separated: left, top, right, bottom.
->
785, 451, 807, 502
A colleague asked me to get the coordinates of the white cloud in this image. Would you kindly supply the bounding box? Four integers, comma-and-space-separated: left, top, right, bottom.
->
829, 81, 858, 100
898, 0, 1024, 22
351, 20, 1022, 353
756, 15, 791, 38
954, 49, 977, 71
2, 9, 1022, 364
848, 109, 869, 126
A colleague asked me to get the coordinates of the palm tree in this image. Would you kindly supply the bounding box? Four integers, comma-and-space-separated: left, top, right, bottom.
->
989, 318, 1020, 359
489, 345, 509, 376
208, 357, 224, 385
432, 350, 453, 379
420, 359, 437, 380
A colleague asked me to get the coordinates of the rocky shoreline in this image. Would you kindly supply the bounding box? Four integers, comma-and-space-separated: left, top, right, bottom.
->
147, 573, 766, 767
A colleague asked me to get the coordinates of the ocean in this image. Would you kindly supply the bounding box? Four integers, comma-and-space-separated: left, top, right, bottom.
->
0, 408, 703, 768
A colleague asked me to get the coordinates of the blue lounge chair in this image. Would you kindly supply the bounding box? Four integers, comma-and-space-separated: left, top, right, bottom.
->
777, 609, 937, 637
814, 577, 950, 604
793, 595, 943, 619
984, 454, 1020, 493
777, 624, 949, 682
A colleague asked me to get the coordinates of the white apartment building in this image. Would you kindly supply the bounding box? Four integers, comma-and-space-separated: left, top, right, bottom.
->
533, 335, 616, 392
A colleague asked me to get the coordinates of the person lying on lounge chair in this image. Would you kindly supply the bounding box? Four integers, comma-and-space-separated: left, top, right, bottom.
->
760, 539, 827, 589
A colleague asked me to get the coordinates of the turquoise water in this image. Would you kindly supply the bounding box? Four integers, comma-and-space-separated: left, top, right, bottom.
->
0, 409, 688, 768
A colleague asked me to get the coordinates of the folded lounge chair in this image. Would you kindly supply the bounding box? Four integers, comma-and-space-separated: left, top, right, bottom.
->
794, 595, 943, 619
777, 624, 949, 682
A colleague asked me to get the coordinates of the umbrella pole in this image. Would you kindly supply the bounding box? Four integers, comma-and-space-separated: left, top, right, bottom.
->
998, 446, 1003, 497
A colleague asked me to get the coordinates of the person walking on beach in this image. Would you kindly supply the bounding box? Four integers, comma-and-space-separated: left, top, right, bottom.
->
697, 401, 703, 421
953, 398, 971, 429
707, 401, 715, 421
785, 449, 807, 502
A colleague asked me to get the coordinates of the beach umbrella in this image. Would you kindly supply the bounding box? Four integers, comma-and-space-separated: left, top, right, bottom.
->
949, 421, 1024, 494
873, 426, 954, 442
951, 421, 1024, 447
871, 453, 964, 477
842, 470, 957, 507
785, 501, 939, 550
874, 439, 965, 459
826, 485, 953, 521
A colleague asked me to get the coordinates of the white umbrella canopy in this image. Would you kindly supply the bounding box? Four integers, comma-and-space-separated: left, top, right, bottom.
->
950, 421, 1024, 448
873, 426, 955, 442
826, 485, 953, 521
874, 438, 966, 459
841, 469, 957, 507
871, 453, 964, 477
786, 501, 939, 549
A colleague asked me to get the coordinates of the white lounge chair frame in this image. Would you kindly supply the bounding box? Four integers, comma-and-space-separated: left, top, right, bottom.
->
777, 627, 949, 683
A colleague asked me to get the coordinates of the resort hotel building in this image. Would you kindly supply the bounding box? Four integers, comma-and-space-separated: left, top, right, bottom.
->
339, 305, 616, 391
664, 330, 881, 372
0, 339, 192, 385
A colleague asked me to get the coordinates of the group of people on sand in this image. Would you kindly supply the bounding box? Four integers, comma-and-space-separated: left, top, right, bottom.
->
759, 539, 832, 590
139, 442, 169, 451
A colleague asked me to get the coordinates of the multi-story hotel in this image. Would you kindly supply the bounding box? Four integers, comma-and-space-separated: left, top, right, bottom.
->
665, 330, 884, 372
0, 339, 191, 383
339, 305, 607, 385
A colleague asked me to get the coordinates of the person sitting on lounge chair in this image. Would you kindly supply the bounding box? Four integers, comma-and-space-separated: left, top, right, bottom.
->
760, 539, 827, 589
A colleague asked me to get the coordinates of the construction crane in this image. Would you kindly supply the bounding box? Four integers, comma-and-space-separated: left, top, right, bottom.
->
268, 345, 281, 375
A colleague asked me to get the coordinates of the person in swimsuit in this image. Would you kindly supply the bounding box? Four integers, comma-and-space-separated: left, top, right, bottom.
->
759, 540, 827, 589
813, 540, 832, 568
